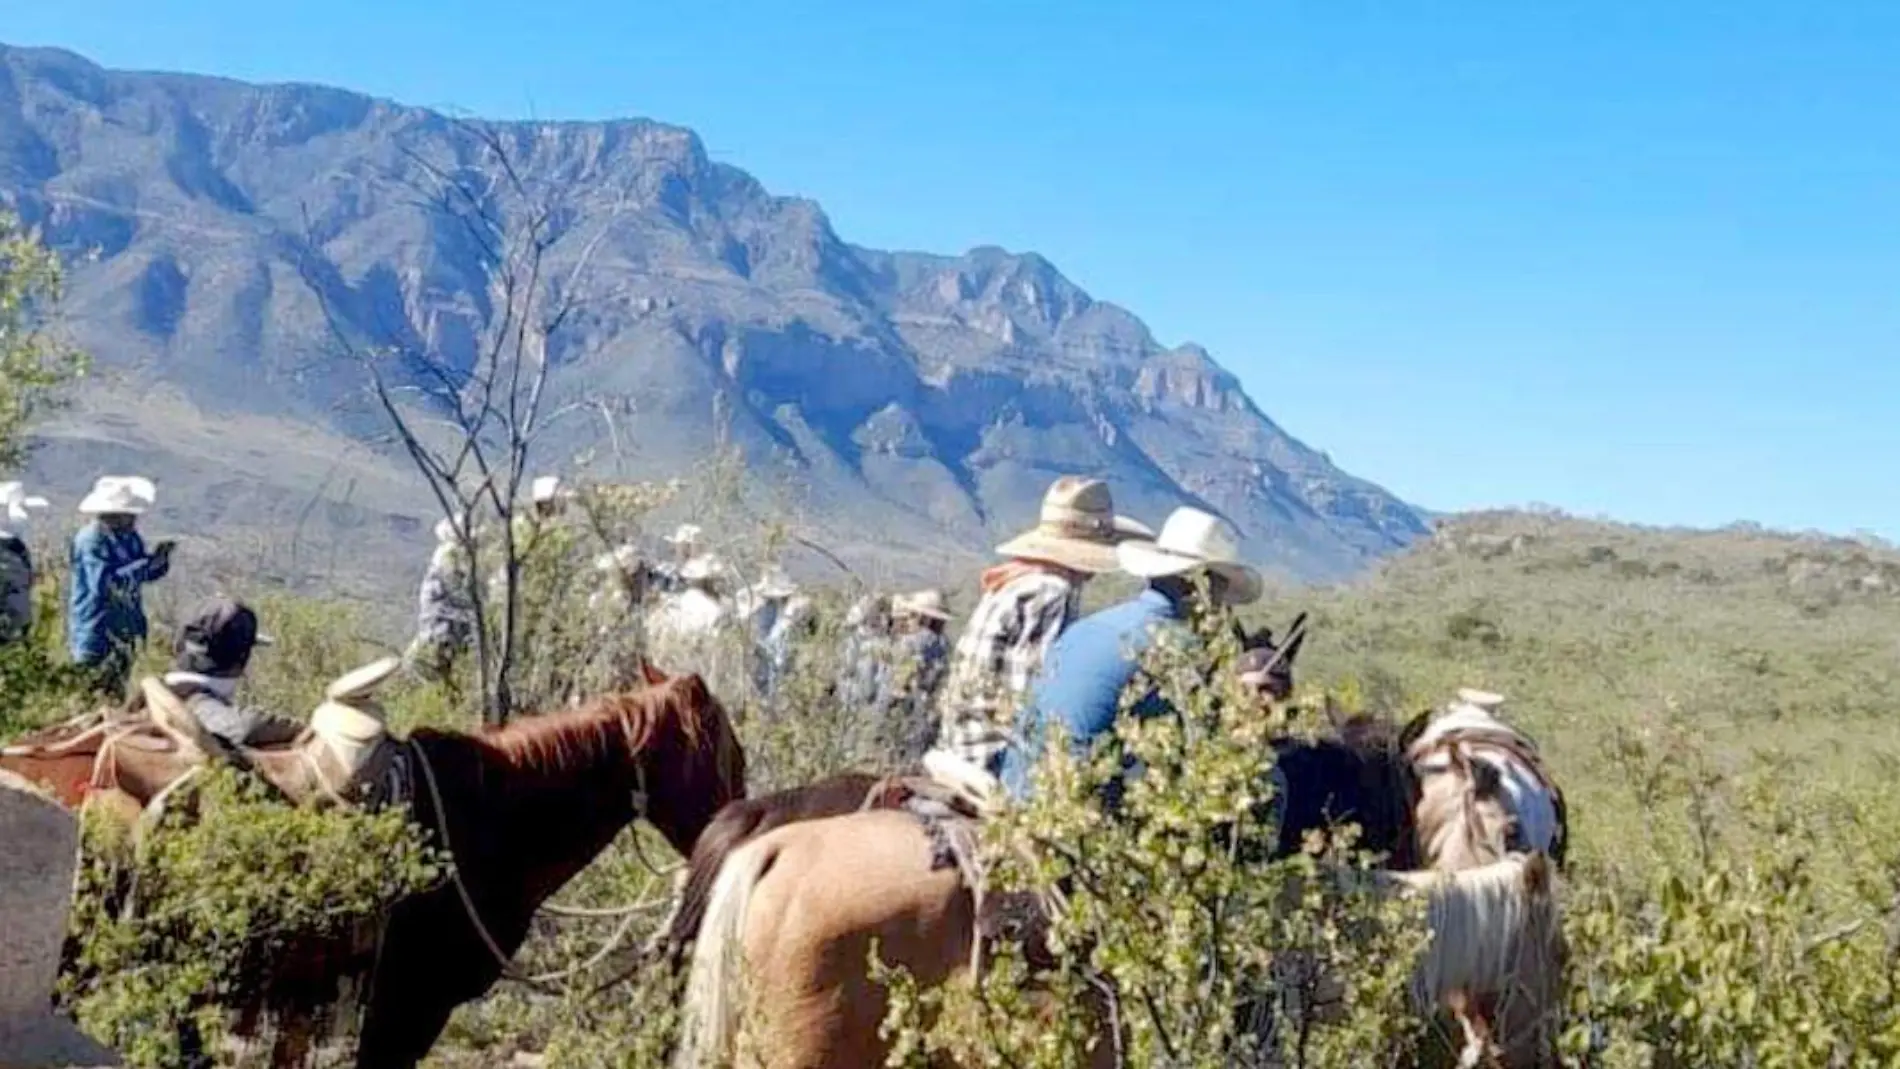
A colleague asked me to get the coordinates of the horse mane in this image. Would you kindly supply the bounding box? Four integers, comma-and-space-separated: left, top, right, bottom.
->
415, 673, 741, 813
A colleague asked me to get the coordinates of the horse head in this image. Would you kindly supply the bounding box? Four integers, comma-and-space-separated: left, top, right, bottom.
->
1238, 611, 1308, 704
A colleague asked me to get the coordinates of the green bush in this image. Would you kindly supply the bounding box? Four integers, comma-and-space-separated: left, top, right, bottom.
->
61, 769, 443, 1067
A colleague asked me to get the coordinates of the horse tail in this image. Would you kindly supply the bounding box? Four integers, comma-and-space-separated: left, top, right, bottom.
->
1397, 852, 1558, 1007
672, 831, 780, 1069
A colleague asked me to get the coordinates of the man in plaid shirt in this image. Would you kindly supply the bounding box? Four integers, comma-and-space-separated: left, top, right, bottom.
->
928, 476, 1153, 774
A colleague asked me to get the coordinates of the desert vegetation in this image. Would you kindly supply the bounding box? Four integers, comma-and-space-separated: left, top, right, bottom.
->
5, 494, 1899, 1067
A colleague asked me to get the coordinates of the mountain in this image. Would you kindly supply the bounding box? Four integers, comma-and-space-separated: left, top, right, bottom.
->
0, 42, 1428, 599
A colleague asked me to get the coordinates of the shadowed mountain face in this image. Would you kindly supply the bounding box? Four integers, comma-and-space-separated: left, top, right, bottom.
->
0, 41, 1427, 595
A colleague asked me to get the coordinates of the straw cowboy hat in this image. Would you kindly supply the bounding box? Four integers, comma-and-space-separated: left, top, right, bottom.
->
664, 523, 704, 547
894, 589, 951, 622
76, 475, 157, 516
995, 476, 1155, 574
0, 482, 49, 526
1116, 507, 1263, 607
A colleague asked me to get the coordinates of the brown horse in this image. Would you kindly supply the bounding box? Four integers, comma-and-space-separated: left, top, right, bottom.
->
0, 714, 146, 810
341, 666, 746, 1069
1396, 706, 1567, 1069
27, 666, 745, 1069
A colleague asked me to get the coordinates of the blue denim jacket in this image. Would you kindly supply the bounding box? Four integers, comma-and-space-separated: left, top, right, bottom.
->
67, 522, 170, 663
999, 588, 1188, 800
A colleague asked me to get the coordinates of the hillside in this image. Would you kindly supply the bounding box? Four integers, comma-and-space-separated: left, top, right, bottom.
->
1284, 510, 1900, 872
0, 42, 1428, 599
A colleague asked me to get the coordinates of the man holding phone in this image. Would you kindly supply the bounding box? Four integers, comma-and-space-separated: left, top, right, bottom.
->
68, 476, 173, 700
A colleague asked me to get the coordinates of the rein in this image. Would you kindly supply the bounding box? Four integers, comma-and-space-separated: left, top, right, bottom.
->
407, 739, 657, 993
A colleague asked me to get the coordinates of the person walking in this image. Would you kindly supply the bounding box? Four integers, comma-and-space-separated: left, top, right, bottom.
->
0, 482, 49, 645
884, 590, 952, 762
67, 476, 171, 699
405, 515, 476, 682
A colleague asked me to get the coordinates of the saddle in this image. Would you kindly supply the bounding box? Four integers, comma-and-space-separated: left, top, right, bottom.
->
864, 752, 1059, 974
134, 657, 404, 810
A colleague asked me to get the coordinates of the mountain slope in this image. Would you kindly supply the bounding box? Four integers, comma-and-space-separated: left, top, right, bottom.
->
0, 41, 1428, 594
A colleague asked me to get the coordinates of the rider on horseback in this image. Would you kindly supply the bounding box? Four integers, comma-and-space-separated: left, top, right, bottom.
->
998, 508, 1264, 806
138, 597, 306, 751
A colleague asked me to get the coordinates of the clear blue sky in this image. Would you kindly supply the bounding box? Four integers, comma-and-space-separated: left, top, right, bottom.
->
10, 3, 1899, 538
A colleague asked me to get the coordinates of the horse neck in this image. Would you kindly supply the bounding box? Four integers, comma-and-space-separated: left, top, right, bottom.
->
1274, 739, 1416, 867
418, 728, 645, 911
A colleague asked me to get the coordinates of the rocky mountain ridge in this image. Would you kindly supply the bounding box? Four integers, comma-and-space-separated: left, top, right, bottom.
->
0, 41, 1429, 597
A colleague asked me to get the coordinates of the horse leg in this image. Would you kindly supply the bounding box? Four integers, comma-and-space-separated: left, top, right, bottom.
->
268, 1011, 317, 1069
355, 982, 460, 1069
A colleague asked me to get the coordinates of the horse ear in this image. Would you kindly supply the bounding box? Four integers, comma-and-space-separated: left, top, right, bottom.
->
1281, 629, 1307, 665
640, 659, 668, 686
1323, 695, 1348, 731
1398, 708, 1434, 753
1285, 611, 1309, 638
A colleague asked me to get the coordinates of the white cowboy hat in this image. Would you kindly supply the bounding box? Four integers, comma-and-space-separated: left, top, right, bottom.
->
0, 481, 49, 526
432, 511, 471, 543
894, 589, 951, 622
530, 475, 563, 504
594, 544, 642, 572
1116, 507, 1263, 607
754, 567, 799, 600
678, 554, 723, 582
664, 523, 704, 546
77, 475, 156, 516
994, 476, 1155, 574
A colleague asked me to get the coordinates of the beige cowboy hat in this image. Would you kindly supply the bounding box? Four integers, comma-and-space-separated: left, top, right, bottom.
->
664, 523, 704, 547
894, 589, 951, 622
678, 554, 724, 583
530, 475, 564, 504
77, 475, 157, 516
995, 476, 1155, 574
0, 481, 49, 526
754, 566, 799, 600
1116, 507, 1263, 607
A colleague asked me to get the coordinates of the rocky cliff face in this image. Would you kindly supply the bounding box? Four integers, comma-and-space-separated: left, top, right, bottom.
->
0, 41, 1428, 593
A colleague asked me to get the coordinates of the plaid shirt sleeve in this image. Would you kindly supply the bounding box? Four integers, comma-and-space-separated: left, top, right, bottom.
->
931, 574, 1078, 769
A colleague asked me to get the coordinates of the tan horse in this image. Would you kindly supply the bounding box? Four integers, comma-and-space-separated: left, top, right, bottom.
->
673, 807, 1114, 1069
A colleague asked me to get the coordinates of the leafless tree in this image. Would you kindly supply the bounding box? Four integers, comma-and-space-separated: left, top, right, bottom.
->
299, 120, 630, 724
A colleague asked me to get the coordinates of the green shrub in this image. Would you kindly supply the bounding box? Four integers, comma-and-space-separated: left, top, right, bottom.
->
61, 769, 443, 1066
